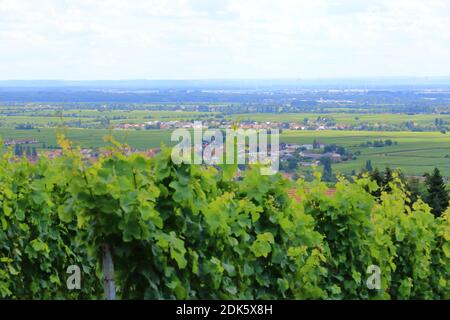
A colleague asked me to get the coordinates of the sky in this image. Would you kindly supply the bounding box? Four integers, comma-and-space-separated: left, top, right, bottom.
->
0, 0, 450, 80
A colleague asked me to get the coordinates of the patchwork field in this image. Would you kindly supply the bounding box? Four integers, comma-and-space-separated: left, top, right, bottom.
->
281, 130, 450, 176
0, 110, 218, 127
229, 113, 450, 126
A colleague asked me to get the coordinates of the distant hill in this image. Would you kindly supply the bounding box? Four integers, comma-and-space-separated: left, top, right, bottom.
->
1, 77, 450, 90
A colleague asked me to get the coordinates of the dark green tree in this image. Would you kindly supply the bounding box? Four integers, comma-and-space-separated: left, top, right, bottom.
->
369, 168, 384, 198
365, 160, 373, 172
405, 176, 423, 205
320, 157, 334, 182
313, 139, 320, 149
384, 167, 394, 193
14, 144, 23, 156
424, 168, 449, 217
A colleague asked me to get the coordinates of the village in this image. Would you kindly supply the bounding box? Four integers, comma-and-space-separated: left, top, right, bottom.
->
2, 134, 349, 181
114, 118, 352, 131
3, 131, 355, 173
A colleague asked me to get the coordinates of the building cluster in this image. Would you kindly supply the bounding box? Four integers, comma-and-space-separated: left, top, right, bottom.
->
113, 119, 352, 131
23, 147, 160, 163
280, 143, 343, 167
3, 138, 39, 146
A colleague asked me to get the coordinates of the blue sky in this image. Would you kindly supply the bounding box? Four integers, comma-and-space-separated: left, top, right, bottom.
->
0, 0, 449, 80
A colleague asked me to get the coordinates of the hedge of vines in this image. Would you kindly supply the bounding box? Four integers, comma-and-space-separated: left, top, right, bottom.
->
0, 137, 448, 300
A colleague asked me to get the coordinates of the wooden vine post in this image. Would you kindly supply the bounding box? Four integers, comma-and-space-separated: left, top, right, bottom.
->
102, 244, 116, 300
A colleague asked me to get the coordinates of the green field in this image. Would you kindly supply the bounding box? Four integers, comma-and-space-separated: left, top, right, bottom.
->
1, 128, 449, 177
0, 115, 100, 127
281, 130, 450, 177
2, 107, 449, 129
0, 108, 219, 128
0, 128, 173, 150
229, 113, 450, 126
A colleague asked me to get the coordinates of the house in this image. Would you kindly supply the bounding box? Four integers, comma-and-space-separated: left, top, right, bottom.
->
300, 144, 314, 150
284, 144, 301, 153
322, 152, 342, 162
301, 152, 323, 160
42, 150, 63, 159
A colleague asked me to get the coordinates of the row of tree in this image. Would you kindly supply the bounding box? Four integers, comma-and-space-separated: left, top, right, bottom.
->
315, 158, 448, 217
14, 144, 38, 157
364, 161, 449, 217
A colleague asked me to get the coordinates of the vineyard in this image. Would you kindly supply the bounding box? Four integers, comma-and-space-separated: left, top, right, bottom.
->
0, 136, 448, 300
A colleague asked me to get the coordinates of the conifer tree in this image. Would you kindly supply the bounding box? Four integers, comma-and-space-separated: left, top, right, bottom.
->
424, 168, 449, 217
320, 157, 334, 182
384, 167, 394, 193
365, 160, 373, 172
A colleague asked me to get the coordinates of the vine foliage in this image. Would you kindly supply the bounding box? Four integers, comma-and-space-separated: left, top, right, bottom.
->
0, 137, 448, 299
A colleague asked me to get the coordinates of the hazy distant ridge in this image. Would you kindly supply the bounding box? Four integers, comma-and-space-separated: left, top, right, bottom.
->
2, 77, 450, 90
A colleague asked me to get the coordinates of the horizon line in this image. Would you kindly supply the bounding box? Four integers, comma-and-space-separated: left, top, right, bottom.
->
2, 76, 450, 82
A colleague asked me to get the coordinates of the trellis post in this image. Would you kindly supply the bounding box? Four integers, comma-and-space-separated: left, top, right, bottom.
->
102, 243, 116, 300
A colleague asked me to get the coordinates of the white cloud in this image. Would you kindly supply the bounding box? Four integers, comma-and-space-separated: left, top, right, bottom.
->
0, 0, 449, 79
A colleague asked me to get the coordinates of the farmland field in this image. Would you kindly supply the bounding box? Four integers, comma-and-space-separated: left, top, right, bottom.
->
4, 107, 450, 128
0, 109, 218, 127
281, 130, 450, 177
0, 128, 173, 150
229, 113, 450, 126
